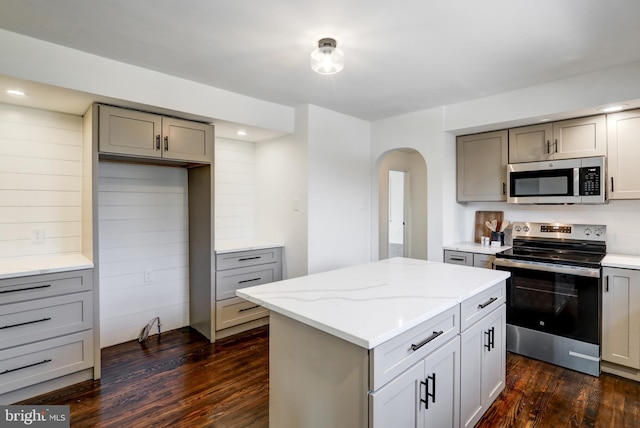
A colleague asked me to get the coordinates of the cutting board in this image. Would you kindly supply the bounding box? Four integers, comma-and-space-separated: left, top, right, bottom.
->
474, 211, 504, 243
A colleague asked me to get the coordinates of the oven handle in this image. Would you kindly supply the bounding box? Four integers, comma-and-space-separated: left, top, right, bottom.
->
493, 258, 600, 278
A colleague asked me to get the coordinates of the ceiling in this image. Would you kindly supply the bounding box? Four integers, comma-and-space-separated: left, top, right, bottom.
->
1, 0, 640, 130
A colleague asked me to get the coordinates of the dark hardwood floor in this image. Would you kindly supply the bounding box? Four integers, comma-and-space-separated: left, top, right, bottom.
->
20, 326, 640, 427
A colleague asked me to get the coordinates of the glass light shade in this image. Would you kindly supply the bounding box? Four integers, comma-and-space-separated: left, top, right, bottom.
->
310, 39, 344, 75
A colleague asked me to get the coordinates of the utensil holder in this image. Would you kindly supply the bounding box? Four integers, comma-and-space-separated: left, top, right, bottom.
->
491, 231, 504, 246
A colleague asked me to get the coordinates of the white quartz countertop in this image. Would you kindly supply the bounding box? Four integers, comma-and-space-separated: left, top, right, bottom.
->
238, 257, 510, 349
443, 242, 511, 255
0, 254, 93, 280
215, 239, 283, 254
602, 254, 640, 269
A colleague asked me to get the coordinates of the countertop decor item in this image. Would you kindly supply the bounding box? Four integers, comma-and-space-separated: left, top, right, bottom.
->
474, 211, 504, 243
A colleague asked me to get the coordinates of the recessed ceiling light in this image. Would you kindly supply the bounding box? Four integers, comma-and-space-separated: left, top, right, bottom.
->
236, 130, 247, 137
6, 89, 26, 97
598, 104, 627, 113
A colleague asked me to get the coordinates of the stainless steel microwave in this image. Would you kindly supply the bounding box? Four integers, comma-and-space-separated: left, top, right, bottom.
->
507, 156, 606, 204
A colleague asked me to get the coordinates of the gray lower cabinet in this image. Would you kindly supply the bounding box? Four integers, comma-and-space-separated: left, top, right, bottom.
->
444, 250, 495, 270
602, 267, 640, 369
0, 269, 94, 403
214, 247, 282, 334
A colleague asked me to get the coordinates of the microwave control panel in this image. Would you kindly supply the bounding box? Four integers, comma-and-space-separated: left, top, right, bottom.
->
579, 166, 601, 195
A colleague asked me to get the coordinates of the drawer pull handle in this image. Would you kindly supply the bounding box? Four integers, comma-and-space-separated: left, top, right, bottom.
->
410, 330, 444, 352
238, 277, 262, 284
238, 256, 262, 262
1, 359, 52, 375
0, 284, 51, 294
478, 297, 498, 310
239, 305, 261, 313
0, 317, 52, 330
450, 257, 465, 262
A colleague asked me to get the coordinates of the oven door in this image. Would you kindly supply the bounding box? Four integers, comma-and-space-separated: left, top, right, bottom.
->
494, 259, 600, 344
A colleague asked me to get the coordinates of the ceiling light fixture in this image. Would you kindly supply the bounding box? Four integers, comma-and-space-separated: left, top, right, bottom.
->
236, 130, 247, 137
598, 104, 627, 113
310, 38, 344, 75
6, 89, 26, 97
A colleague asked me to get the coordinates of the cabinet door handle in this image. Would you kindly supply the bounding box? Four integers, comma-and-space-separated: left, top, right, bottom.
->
155, 134, 161, 150
0, 284, 51, 294
410, 330, 444, 351
0, 359, 52, 375
422, 373, 436, 409
611, 177, 614, 193
546, 140, 550, 154
0, 317, 51, 330
164, 136, 169, 151
238, 305, 261, 313
478, 297, 498, 310
238, 277, 262, 284
502, 182, 506, 195
484, 327, 496, 351
554, 139, 558, 153
238, 256, 261, 262
605, 275, 609, 292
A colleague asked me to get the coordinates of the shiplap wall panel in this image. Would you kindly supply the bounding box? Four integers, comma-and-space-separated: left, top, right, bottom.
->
98, 161, 189, 348
215, 138, 256, 242
0, 104, 82, 259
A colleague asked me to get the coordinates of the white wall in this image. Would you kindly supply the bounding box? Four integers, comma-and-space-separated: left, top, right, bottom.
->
306, 105, 372, 274
371, 108, 450, 262
98, 162, 189, 347
255, 109, 309, 279
215, 137, 256, 243
0, 104, 82, 259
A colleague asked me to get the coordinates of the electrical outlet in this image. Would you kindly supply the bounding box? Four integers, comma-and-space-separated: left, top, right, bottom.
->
31, 227, 45, 242
144, 269, 153, 283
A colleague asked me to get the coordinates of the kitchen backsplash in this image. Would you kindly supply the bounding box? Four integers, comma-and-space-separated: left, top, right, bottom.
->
461, 200, 640, 255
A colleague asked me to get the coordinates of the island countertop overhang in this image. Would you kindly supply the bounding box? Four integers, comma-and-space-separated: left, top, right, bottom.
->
237, 257, 510, 349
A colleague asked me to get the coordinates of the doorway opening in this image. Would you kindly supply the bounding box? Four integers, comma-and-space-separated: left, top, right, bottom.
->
388, 170, 407, 257
377, 149, 427, 260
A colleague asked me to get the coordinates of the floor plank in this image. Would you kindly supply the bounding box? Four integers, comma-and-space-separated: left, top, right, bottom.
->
18, 326, 640, 427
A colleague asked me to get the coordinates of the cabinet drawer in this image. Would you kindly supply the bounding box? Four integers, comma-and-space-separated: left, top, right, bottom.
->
0, 330, 93, 395
0, 270, 93, 305
444, 250, 473, 266
460, 281, 505, 332
215, 297, 269, 331
473, 254, 495, 270
369, 305, 459, 391
216, 263, 279, 300
0, 292, 93, 350
216, 248, 282, 271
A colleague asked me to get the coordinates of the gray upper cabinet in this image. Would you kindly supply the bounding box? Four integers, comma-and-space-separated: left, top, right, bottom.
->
457, 130, 508, 202
509, 115, 606, 163
99, 104, 213, 164
607, 109, 640, 200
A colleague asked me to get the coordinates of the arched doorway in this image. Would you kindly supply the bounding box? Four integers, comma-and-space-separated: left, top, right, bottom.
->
377, 148, 428, 260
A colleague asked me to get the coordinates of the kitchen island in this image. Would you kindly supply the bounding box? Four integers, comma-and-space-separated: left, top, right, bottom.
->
238, 257, 510, 427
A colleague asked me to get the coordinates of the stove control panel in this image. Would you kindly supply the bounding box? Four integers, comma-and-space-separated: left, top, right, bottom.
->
511, 222, 606, 242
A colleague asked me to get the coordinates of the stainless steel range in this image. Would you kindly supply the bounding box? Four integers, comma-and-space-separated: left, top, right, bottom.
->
493, 222, 606, 376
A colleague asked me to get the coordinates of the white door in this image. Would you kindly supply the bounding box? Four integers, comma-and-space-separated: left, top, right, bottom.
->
388, 170, 407, 258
